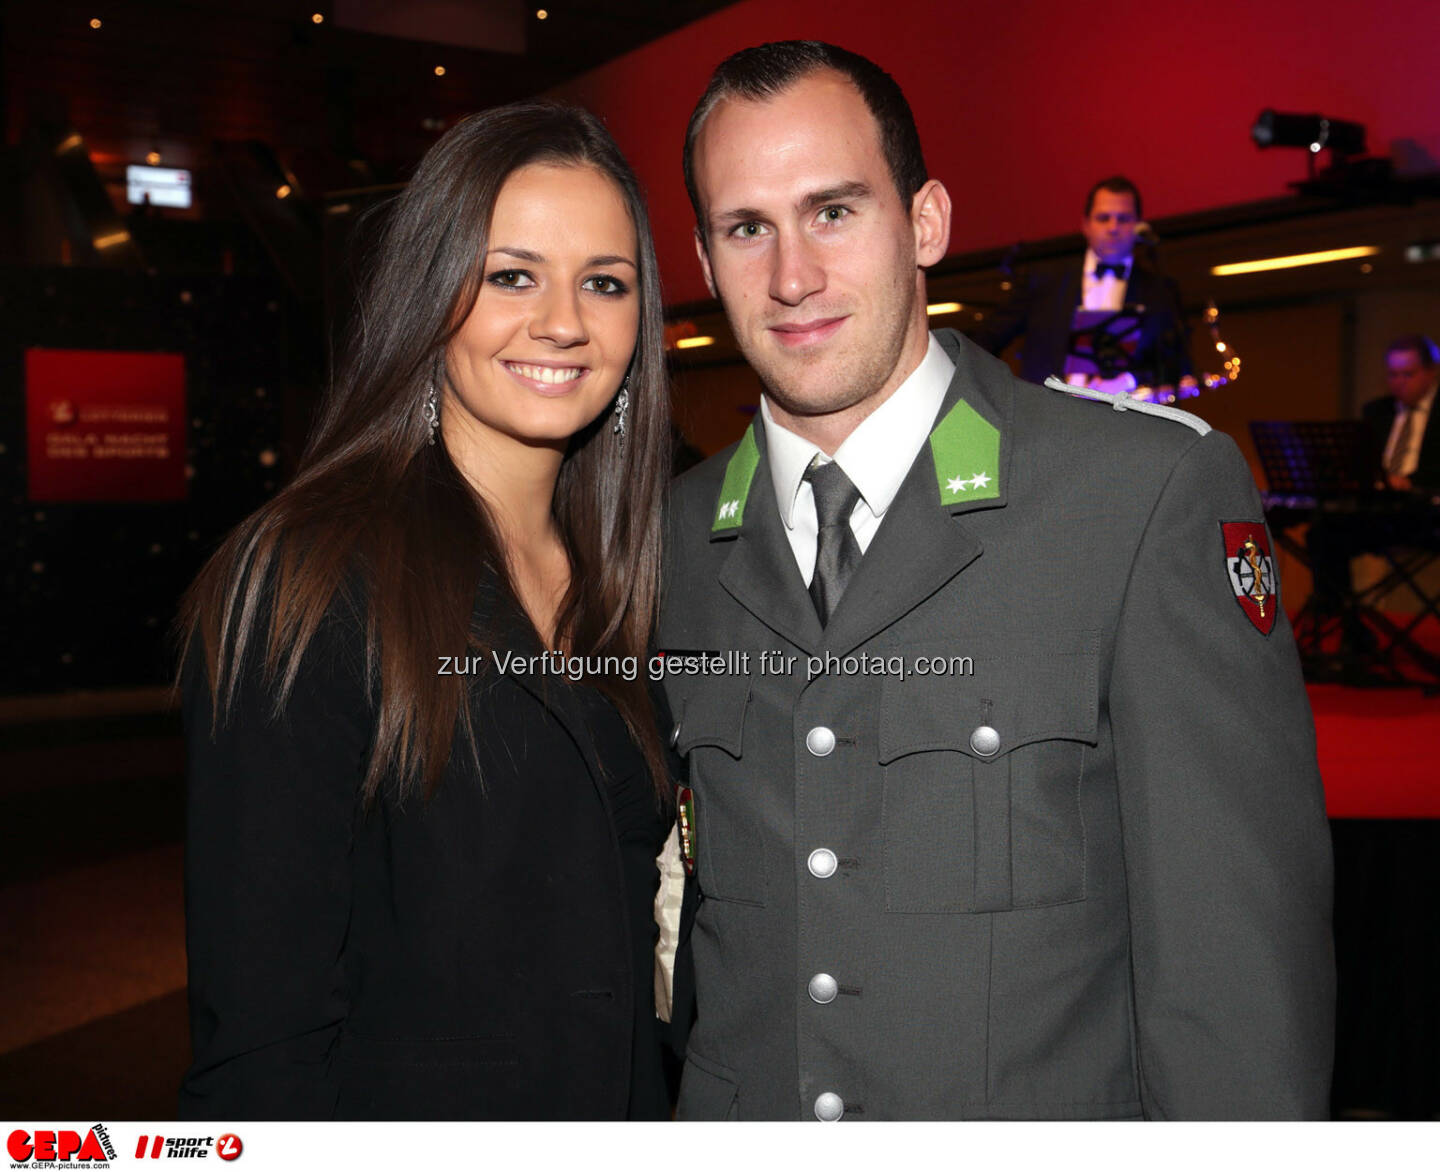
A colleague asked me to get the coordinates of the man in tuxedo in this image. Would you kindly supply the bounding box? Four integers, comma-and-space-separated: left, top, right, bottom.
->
1307, 334, 1440, 662
1368, 334, 1439, 492
970, 176, 1197, 395
659, 40, 1332, 1120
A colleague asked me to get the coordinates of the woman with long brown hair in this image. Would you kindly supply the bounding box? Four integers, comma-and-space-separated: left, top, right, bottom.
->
176, 103, 674, 1119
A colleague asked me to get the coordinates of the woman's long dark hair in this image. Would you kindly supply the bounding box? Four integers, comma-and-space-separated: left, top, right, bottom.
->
178, 102, 672, 803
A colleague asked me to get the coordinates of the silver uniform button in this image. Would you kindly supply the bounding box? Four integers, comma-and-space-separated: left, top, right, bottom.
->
814, 1092, 844, 1122
807, 848, 838, 879
669, 723, 681, 749
805, 725, 836, 757
808, 973, 839, 1004
969, 724, 1001, 757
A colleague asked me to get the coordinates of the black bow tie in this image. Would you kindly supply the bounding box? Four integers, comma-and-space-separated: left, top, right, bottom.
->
1093, 261, 1127, 280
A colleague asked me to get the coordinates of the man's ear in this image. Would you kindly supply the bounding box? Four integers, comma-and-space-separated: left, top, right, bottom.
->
694, 227, 718, 299
912, 179, 951, 267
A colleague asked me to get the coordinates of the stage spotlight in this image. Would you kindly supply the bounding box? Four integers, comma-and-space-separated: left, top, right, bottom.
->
1251, 109, 1366, 158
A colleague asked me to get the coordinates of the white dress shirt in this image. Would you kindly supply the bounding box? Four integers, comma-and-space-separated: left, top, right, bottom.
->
761, 332, 954, 585
1080, 248, 1133, 311
1066, 249, 1137, 391
1382, 386, 1436, 478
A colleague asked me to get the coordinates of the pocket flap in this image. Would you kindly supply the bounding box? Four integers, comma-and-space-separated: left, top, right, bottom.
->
677, 1049, 740, 1120
878, 637, 1099, 763
672, 675, 750, 758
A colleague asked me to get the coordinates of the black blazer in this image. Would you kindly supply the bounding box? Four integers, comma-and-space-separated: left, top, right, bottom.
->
1363, 394, 1440, 490
969, 254, 1193, 386
179, 585, 665, 1120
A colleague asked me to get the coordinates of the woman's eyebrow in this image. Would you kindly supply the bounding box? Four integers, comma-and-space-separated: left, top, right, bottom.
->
486, 247, 636, 269
487, 246, 542, 262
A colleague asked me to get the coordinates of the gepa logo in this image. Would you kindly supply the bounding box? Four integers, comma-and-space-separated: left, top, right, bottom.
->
7, 1126, 116, 1165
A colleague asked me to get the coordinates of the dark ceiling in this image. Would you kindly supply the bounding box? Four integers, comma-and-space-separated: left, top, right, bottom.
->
3, 0, 739, 190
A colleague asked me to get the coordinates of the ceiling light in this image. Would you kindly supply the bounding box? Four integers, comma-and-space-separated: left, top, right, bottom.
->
89, 18, 102, 29
311, 12, 324, 23
275, 184, 292, 199
1211, 246, 1378, 276
536, 8, 549, 18
434, 65, 446, 76
675, 336, 714, 350
926, 302, 963, 316
145, 150, 161, 165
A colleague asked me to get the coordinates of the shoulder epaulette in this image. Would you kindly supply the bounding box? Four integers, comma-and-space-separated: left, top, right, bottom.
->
1042, 376, 1211, 436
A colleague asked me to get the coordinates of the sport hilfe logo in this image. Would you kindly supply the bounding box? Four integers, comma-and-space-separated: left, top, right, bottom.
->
132, 1136, 241, 1161
7, 1126, 117, 1164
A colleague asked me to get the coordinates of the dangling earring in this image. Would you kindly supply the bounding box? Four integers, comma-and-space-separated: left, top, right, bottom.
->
423, 381, 439, 445
612, 374, 630, 439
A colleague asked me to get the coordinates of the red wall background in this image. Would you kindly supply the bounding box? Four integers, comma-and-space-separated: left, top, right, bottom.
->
550, 0, 1440, 306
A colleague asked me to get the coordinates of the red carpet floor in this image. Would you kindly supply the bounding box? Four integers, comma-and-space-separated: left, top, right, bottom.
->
1310, 684, 1440, 818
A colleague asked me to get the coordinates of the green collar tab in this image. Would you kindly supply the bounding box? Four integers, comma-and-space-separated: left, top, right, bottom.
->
711, 422, 761, 533
929, 398, 1000, 506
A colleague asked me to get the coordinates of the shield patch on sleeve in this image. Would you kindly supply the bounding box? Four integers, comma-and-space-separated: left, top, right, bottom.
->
1221, 521, 1278, 635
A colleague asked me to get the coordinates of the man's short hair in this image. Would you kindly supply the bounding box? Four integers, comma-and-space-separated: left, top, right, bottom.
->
1386, 333, 1440, 368
682, 40, 928, 228
1084, 175, 1143, 220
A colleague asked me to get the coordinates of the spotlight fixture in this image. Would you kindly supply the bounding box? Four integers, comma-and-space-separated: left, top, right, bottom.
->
1251, 109, 1366, 158
311, 12, 323, 23
89, 18, 102, 29
537, 8, 549, 18
434, 65, 446, 77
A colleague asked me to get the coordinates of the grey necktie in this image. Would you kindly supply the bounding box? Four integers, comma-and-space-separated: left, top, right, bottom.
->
805, 458, 863, 626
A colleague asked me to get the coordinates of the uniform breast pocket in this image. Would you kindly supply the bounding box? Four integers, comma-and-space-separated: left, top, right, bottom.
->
671, 675, 767, 907
877, 638, 1099, 914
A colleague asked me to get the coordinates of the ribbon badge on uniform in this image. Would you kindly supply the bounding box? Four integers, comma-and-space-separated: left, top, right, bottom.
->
1221, 521, 1278, 635
676, 786, 697, 876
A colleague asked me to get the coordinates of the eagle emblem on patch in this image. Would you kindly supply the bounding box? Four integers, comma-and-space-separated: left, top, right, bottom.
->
1221, 521, 1278, 635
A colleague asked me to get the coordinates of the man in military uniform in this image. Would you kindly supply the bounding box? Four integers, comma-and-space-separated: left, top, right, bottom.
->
660, 40, 1333, 1120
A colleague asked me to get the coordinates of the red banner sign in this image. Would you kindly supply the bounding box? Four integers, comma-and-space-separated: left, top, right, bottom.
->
26, 348, 187, 502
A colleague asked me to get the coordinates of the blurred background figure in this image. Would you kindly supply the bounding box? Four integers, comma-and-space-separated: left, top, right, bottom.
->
1371, 333, 1439, 492
1304, 334, 1440, 676
969, 176, 1196, 397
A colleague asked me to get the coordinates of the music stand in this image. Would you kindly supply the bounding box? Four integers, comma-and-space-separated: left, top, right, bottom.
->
1250, 420, 1368, 502
1065, 307, 1143, 381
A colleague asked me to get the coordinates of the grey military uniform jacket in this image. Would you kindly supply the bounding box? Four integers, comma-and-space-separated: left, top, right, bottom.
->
657, 329, 1333, 1120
